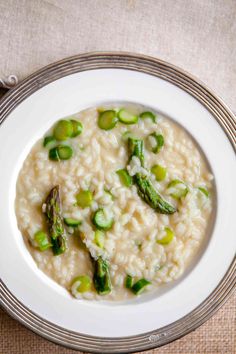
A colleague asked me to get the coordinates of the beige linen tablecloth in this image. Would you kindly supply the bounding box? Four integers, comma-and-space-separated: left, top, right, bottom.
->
0, 1, 235, 353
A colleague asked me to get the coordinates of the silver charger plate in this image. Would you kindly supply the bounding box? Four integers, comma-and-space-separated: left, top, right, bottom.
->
0, 52, 235, 353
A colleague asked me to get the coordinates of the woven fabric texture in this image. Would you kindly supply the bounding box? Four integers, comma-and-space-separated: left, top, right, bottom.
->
0, 0, 235, 353
0, 293, 235, 353
0, 0, 236, 111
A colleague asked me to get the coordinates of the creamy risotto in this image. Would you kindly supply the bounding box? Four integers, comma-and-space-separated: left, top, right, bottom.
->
15, 104, 213, 300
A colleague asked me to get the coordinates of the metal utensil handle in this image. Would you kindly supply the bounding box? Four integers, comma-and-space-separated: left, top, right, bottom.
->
0, 74, 18, 89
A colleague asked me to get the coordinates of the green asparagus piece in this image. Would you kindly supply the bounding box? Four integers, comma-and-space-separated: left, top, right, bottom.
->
77, 231, 111, 295
131, 278, 151, 295
116, 168, 133, 187
128, 137, 145, 167
140, 111, 157, 123
148, 133, 164, 153
134, 173, 176, 214
92, 208, 114, 231
49, 145, 73, 161
167, 179, 188, 199
53, 120, 73, 141
198, 186, 209, 198
127, 137, 176, 214
64, 217, 81, 227
44, 185, 67, 255
98, 110, 118, 130
93, 256, 111, 295
71, 275, 92, 294
70, 120, 83, 137
94, 230, 105, 248
118, 108, 138, 124
34, 230, 52, 251
125, 274, 133, 289
157, 227, 174, 245
151, 164, 167, 181
43, 136, 56, 148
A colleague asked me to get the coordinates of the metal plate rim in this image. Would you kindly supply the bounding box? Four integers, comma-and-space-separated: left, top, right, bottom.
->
0, 51, 235, 353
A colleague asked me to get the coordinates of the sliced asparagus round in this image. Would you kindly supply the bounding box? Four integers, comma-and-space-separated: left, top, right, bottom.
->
64, 218, 81, 227
48, 146, 60, 160
34, 230, 52, 251
157, 227, 174, 245
151, 164, 167, 181
94, 230, 105, 248
92, 208, 114, 230
49, 145, 73, 161
98, 110, 118, 130
148, 133, 164, 153
116, 169, 132, 187
57, 145, 73, 160
118, 108, 138, 124
70, 120, 83, 137
71, 275, 92, 295
125, 274, 134, 289
140, 111, 156, 123
167, 179, 188, 199
53, 120, 73, 141
43, 136, 56, 148
131, 278, 151, 295
198, 186, 209, 197
76, 190, 93, 208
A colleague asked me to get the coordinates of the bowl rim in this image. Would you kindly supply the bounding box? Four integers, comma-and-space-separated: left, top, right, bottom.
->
0, 51, 235, 353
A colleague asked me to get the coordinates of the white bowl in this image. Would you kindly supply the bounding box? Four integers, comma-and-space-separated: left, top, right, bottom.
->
0, 52, 235, 353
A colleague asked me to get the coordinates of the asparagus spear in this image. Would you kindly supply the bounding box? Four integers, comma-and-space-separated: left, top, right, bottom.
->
134, 173, 176, 214
93, 256, 111, 295
44, 185, 67, 255
79, 233, 112, 295
128, 137, 176, 214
